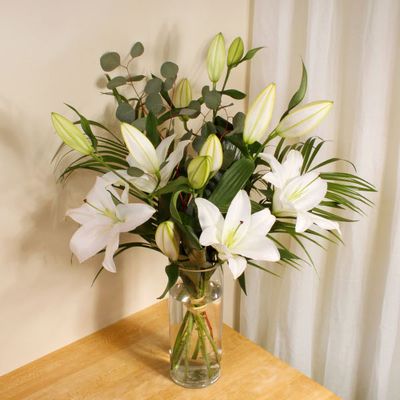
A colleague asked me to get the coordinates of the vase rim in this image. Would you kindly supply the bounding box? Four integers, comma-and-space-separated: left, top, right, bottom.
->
178, 264, 219, 273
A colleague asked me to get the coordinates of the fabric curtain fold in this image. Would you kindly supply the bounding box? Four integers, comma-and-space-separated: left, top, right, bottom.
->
241, 1, 400, 399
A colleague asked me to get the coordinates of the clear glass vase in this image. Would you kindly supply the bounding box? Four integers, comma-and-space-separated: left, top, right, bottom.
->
168, 265, 223, 388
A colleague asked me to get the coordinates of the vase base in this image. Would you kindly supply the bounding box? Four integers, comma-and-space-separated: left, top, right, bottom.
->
170, 366, 220, 388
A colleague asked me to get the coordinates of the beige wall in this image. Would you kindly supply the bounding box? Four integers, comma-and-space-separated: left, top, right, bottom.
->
0, 0, 250, 374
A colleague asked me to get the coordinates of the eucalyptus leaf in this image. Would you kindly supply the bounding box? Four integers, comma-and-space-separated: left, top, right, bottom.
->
100, 52, 120, 72
127, 75, 146, 82
116, 102, 135, 123
145, 77, 163, 94
222, 89, 246, 99
107, 76, 127, 89
132, 117, 146, 131
160, 61, 179, 79
202, 86, 221, 110
130, 42, 144, 58
163, 77, 175, 91
146, 93, 164, 114
127, 167, 144, 177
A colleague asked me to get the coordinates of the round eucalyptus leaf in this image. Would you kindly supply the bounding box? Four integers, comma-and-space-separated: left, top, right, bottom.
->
160, 61, 178, 79
127, 75, 146, 82
146, 93, 163, 114
130, 42, 144, 58
116, 103, 135, 123
163, 77, 175, 91
100, 52, 120, 72
107, 76, 127, 89
204, 90, 221, 110
144, 78, 163, 94
132, 117, 146, 131
127, 167, 144, 177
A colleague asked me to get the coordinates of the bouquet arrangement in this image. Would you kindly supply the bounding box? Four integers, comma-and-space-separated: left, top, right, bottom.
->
51, 33, 375, 387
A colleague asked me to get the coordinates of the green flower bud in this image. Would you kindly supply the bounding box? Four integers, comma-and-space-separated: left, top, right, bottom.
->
173, 78, 192, 108
155, 221, 180, 261
243, 83, 276, 145
51, 113, 93, 155
188, 156, 211, 189
276, 101, 333, 138
199, 134, 223, 173
227, 37, 244, 67
207, 33, 226, 83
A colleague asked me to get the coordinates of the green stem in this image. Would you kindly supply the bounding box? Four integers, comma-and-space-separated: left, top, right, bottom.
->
253, 129, 279, 159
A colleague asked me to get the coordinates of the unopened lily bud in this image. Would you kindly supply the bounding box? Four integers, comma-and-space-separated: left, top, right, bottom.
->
199, 134, 223, 173
155, 221, 180, 261
243, 83, 276, 145
227, 37, 244, 67
51, 113, 93, 155
188, 156, 211, 189
173, 78, 192, 108
276, 101, 333, 138
207, 33, 226, 83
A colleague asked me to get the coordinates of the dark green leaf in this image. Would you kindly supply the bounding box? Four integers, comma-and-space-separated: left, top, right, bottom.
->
132, 117, 146, 131
127, 167, 144, 177
107, 76, 127, 89
116, 103, 135, 123
146, 111, 160, 146
209, 158, 255, 211
241, 47, 263, 62
64, 104, 98, 149
281, 60, 308, 120
130, 42, 144, 58
202, 86, 221, 110
100, 52, 120, 72
238, 272, 247, 295
222, 89, 246, 99
157, 264, 179, 299
154, 176, 190, 195
163, 77, 175, 91
160, 61, 179, 79
127, 74, 146, 82
146, 93, 164, 114
145, 77, 163, 94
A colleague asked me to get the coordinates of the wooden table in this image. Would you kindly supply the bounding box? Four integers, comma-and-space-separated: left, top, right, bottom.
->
0, 301, 340, 399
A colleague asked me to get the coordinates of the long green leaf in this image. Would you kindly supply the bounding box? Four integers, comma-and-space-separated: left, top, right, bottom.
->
209, 158, 255, 211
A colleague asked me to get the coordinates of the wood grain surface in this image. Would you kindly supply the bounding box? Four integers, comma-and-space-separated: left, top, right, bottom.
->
0, 300, 340, 399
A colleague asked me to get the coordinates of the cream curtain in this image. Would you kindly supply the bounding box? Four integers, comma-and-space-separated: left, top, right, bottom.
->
241, 1, 400, 399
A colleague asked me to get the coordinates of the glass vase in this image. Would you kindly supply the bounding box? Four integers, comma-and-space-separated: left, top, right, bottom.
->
168, 265, 223, 388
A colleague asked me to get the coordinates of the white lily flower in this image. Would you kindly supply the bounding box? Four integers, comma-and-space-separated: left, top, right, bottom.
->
260, 150, 340, 234
243, 83, 276, 145
276, 101, 333, 138
66, 177, 156, 272
115, 123, 190, 193
195, 190, 280, 279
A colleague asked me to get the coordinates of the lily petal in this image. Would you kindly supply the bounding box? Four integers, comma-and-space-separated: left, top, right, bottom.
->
249, 208, 276, 236
66, 203, 97, 225
155, 134, 176, 165
199, 226, 220, 246
69, 219, 112, 263
234, 235, 280, 262
160, 140, 191, 185
121, 123, 159, 174
227, 255, 247, 279
103, 231, 120, 273
116, 203, 156, 232
195, 198, 224, 231
222, 190, 251, 244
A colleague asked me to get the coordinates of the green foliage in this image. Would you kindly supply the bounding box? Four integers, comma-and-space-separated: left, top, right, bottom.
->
53, 32, 375, 289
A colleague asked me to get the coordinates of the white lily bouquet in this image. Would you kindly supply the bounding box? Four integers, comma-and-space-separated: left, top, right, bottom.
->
52, 33, 375, 388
